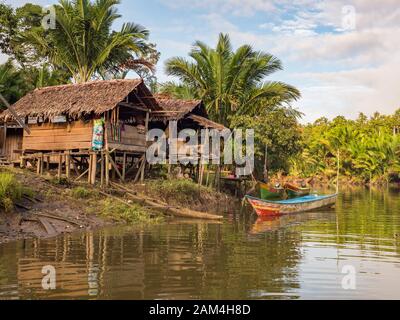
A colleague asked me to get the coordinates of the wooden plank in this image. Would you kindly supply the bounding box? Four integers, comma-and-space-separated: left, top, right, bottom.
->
24, 127, 92, 137
25, 121, 92, 131
37, 217, 57, 236
24, 134, 92, 143
23, 141, 92, 151
107, 143, 146, 153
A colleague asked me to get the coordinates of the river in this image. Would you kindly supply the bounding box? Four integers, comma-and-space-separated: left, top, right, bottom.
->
1, 187, 400, 299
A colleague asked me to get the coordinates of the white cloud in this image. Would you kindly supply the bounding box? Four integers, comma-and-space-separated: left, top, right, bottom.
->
190, 1, 400, 121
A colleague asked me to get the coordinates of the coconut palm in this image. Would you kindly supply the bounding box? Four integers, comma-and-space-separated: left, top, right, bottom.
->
24, 0, 155, 83
164, 33, 300, 126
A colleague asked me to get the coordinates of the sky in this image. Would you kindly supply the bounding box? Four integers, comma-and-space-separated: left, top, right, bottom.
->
3, 0, 400, 123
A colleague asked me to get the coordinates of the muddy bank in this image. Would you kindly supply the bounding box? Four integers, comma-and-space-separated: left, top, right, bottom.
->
0, 169, 115, 244
0, 168, 236, 244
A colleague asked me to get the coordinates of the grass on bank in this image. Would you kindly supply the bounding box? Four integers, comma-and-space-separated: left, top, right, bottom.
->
145, 178, 213, 205
99, 199, 163, 224
70, 186, 163, 224
0, 172, 30, 212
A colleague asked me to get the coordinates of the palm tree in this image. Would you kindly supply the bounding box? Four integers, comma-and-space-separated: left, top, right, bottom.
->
164, 33, 300, 126
25, 0, 155, 83
0, 61, 25, 106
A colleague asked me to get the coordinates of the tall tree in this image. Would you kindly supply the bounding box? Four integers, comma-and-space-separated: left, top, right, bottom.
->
23, 0, 158, 83
164, 33, 300, 126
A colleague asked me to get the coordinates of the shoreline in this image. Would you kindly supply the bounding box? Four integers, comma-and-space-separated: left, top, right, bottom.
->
0, 168, 235, 244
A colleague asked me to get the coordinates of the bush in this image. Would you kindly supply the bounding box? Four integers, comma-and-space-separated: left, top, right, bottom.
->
0, 172, 23, 212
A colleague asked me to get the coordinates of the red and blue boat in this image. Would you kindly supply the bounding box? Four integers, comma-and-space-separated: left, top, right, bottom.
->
245, 193, 338, 216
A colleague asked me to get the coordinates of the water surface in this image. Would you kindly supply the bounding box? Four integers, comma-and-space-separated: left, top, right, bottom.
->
1, 187, 400, 299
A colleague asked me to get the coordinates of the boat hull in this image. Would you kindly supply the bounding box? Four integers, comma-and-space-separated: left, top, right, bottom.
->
284, 183, 310, 198
259, 182, 285, 199
246, 194, 338, 216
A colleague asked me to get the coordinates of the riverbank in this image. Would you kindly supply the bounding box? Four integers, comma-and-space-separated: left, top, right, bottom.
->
270, 173, 400, 187
0, 168, 235, 244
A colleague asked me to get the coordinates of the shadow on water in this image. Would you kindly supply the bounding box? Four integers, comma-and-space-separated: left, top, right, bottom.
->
0, 187, 400, 299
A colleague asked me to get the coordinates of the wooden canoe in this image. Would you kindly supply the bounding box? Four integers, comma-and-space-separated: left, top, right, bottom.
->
259, 182, 286, 199
245, 193, 338, 216
284, 182, 310, 198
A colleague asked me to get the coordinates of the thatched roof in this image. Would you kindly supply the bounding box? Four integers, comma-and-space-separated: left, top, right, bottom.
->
0, 79, 159, 121
151, 95, 226, 130
151, 95, 207, 121
188, 114, 227, 130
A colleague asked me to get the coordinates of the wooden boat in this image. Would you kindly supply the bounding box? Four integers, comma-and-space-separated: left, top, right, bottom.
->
284, 182, 310, 198
259, 182, 286, 199
245, 193, 338, 216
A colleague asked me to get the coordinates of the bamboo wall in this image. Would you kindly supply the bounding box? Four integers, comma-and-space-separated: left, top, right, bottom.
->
23, 120, 93, 151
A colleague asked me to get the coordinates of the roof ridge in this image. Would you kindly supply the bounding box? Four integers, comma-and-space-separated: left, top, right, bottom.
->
33, 78, 143, 92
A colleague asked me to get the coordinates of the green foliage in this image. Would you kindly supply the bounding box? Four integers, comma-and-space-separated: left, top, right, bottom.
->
0, 3, 45, 66
230, 108, 302, 176
0, 60, 70, 108
20, 0, 157, 83
71, 186, 97, 199
163, 33, 300, 127
0, 172, 23, 212
291, 111, 400, 183
99, 199, 162, 224
146, 178, 211, 204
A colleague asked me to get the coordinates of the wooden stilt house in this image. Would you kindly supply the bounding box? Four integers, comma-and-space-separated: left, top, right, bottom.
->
0, 79, 160, 184
150, 95, 226, 182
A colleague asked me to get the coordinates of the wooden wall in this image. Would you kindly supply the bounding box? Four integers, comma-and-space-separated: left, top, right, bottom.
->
0, 128, 23, 161
23, 120, 93, 151
107, 124, 146, 153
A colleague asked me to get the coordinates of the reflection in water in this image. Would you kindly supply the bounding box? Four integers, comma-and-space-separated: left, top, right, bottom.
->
0, 187, 400, 299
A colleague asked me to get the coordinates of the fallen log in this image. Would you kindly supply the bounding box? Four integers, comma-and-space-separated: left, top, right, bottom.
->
110, 182, 223, 220
32, 211, 82, 226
